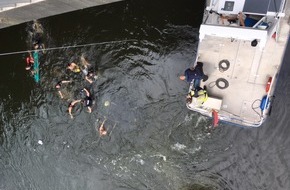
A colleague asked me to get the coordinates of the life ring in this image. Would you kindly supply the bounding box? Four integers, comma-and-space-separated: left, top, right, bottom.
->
216, 78, 229, 89
266, 77, 272, 93
218, 59, 230, 72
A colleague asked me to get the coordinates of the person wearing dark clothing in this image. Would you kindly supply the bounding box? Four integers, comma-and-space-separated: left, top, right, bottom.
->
81, 88, 93, 113
180, 62, 208, 88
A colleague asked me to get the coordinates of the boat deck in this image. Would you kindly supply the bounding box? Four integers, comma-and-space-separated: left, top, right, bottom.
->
194, 9, 289, 125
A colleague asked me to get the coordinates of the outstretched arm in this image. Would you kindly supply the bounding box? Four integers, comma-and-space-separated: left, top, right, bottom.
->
68, 107, 73, 119
58, 90, 64, 99
238, 12, 245, 27
71, 99, 81, 106
83, 88, 90, 97
85, 76, 93, 84
68, 100, 81, 119
61, 80, 72, 84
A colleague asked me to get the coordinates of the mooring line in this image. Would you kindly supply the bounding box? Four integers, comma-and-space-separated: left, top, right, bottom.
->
0, 39, 137, 57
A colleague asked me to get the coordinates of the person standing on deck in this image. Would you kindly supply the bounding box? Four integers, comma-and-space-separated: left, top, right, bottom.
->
179, 61, 208, 88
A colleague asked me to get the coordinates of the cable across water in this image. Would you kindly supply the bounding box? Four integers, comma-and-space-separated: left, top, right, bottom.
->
0, 39, 137, 57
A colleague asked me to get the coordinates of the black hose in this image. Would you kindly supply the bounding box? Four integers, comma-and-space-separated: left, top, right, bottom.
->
216, 78, 229, 89
218, 59, 230, 72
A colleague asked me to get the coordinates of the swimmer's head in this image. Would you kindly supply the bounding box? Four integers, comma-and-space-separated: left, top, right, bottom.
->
34, 44, 39, 49
99, 128, 107, 136
88, 72, 94, 77
101, 131, 107, 136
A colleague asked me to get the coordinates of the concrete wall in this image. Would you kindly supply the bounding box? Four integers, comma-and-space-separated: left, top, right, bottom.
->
0, 0, 122, 29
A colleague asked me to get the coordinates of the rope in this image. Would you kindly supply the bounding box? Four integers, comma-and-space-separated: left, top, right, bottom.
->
0, 39, 137, 57
251, 99, 262, 119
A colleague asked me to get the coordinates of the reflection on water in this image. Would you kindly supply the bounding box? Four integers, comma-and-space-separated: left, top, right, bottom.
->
1, 0, 290, 190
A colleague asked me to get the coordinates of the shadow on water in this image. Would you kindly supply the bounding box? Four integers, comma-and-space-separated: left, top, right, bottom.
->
1, 0, 290, 189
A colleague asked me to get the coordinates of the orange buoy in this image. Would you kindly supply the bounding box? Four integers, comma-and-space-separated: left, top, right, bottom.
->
212, 110, 219, 128
266, 77, 272, 93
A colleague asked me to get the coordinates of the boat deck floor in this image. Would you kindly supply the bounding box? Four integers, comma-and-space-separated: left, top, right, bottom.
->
198, 30, 287, 123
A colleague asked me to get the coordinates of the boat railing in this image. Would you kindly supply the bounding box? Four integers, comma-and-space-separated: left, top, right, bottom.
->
199, 24, 268, 48
253, 16, 267, 29
188, 104, 263, 127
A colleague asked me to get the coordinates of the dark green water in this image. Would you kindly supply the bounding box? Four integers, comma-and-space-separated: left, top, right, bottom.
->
1, 0, 290, 189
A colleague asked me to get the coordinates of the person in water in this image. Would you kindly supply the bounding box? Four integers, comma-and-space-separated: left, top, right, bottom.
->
68, 99, 81, 119
67, 62, 81, 73
25, 52, 34, 71
32, 29, 45, 53
180, 61, 208, 88
34, 41, 45, 51
55, 80, 72, 99
98, 119, 107, 136
80, 88, 93, 113
85, 70, 98, 83
30, 20, 45, 52
80, 55, 90, 75
79, 55, 97, 83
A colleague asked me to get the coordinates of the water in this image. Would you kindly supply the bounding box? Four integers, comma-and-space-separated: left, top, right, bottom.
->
1, 0, 290, 189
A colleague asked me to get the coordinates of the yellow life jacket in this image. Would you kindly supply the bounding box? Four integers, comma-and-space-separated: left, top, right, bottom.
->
189, 89, 208, 106
73, 66, 81, 73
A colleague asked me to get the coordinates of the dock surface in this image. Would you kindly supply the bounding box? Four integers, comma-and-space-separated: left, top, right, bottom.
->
0, 0, 122, 29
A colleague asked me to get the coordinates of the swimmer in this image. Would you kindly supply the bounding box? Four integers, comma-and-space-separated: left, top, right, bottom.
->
81, 88, 93, 113
85, 70, 97, 83
34, 42, 45, 51
55, 80, 72, 99
80, 55, 91, 70
79, 55, 97, 83
67, 62, 81, 73
98, 119, 107, 136
68, 100, 81, 119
